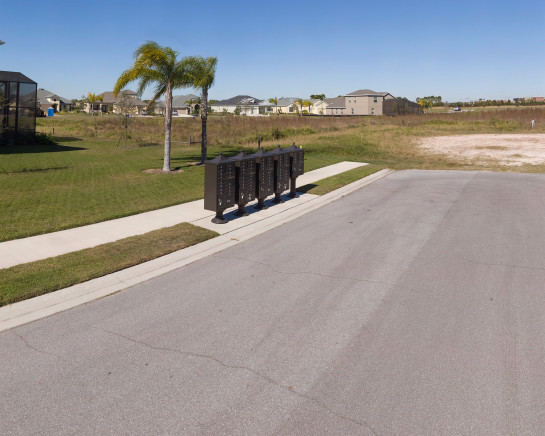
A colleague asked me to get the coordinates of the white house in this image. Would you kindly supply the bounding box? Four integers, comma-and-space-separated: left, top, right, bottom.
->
211, 95, 274, 116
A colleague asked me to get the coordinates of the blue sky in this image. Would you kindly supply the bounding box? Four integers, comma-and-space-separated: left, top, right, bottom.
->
2, 0, 544, 102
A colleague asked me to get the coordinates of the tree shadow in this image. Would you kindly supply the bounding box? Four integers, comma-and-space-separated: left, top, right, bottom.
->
53, 136, 84, 143
0, 143, 87, 154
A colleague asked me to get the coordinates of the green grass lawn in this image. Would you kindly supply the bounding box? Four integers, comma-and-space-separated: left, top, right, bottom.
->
0, 223, 218, 307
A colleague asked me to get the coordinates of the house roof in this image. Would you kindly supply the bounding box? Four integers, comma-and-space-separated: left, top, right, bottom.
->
98, 90, 145, 106
345, 89, 390, 97
37, 88, 72, 105
0, 71, 36, 84
323, 97, 346, 108
211, 95, 265, 106
276, 97, 300, 106
157, 93, 200, 108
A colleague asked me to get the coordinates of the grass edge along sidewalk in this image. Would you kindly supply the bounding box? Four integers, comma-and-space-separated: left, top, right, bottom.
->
0, 165, 384, 307
0, 223, 218, 307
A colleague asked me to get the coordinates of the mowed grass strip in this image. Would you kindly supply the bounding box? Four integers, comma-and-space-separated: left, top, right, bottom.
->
0, 223, 218, 307
298, 164, 384, 195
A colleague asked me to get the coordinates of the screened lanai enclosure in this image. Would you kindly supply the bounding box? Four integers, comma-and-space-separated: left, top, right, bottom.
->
0, 71, 37, 144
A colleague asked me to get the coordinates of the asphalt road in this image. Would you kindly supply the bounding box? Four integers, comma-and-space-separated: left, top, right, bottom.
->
2, 170, 545, 435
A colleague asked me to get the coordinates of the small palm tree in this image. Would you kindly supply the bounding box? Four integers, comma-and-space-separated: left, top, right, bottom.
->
187, 56, 218, 164
293, 98, 303, 115
87, 92, 100, 116
303, 100, 312, 115
268, 97, 278, 115
114, 41, 192, 171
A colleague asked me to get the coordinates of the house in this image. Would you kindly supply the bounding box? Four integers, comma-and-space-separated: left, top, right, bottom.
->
273, 98, 300, 114
155, 93, 200, 115
312, 99, 329, 115
344, 89, 395, 115
37, 88, 72, 113
323, 97, 346, 115
84, 89, 147, 114
211, 95, 273, 116
271, 97, 324, 115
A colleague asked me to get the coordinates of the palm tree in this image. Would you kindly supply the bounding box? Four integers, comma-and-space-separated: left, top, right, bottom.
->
303, 100, 312, 115
293, 98, 303, 115
114, 41, 192, 172
87, 92, 101, 116
268, 97, 278, 115
187, 56, 218, 164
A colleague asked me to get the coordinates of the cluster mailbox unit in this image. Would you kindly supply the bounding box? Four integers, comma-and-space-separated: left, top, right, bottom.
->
204, 145, 304, 223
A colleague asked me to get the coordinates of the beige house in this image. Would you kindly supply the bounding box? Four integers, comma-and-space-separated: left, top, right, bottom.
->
37, 88, 73, 113
324, 97, 346, 115
84, 90, 147, 115
344, 89, 395, 115
312, 99, 329, 115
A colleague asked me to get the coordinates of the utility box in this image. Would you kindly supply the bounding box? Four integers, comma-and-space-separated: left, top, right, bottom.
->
233, 151, 256, 216
251, 149, 274, 210
288, 143, 304, 197
271, 146, 290, 203
204, 153, 236, 223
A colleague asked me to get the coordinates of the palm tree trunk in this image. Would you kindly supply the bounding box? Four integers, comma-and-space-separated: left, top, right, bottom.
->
200, 87, 208, 164
163, 80, 172, 172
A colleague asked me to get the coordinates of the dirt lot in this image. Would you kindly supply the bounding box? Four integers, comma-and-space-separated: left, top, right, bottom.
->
419, 133, 545, 167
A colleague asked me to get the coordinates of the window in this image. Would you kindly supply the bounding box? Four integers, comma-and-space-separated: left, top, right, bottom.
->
351, 108, 354, 114
373, 96, 377, 103
289, 106, 293, 112
354, 98, 357, 103
371, 108, 375, 115
348, 99, 351, 103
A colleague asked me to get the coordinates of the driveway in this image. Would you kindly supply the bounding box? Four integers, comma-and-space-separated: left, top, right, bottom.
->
1, 170, 545, 435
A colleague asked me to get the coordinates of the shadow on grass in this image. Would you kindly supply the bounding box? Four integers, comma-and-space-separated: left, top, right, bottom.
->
297, 183, 318, 194
52, 137, 84, 143
0, 143, 86, 154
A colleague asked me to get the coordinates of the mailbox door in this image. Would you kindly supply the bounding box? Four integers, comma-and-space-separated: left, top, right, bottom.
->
275, 153, 290, 192
246, 158, 256, 202
291, 149, 304, 178
236, 158, 256, 205
216, 162, 235, 210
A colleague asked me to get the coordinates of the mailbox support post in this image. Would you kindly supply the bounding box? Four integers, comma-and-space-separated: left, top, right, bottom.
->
212, 211, 228, 224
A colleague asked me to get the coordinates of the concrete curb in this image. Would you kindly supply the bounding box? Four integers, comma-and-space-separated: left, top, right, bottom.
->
0, 169, 394, 332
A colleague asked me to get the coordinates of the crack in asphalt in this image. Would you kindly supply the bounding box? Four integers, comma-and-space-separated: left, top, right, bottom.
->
97, 327, 378, 435
14, 333, 73, 365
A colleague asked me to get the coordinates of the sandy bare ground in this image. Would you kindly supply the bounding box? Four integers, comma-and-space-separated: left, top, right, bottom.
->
419, 133, 545, 166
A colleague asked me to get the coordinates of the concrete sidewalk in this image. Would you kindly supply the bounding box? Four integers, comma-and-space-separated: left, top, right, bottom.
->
0, 161, 368, 269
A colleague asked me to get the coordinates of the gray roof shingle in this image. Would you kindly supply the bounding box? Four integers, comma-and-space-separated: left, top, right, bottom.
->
345, 89, 389, 96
